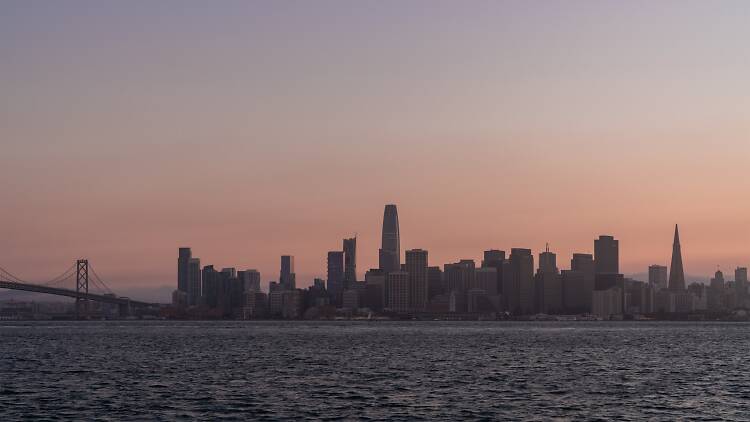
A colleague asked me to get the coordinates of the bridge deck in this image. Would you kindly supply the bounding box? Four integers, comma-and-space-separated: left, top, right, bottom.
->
0, 281, 156, 307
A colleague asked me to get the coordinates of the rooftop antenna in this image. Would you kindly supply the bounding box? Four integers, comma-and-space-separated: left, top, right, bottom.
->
545, 243, 549, 253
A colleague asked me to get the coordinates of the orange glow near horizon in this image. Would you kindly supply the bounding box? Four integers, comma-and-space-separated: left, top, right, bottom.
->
2, 1, 749, 291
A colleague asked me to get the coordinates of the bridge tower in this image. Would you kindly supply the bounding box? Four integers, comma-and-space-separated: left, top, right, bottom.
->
76, 259, 89, 319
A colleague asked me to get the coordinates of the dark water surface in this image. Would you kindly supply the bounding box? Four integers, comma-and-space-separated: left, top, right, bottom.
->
2, 321, 750, 421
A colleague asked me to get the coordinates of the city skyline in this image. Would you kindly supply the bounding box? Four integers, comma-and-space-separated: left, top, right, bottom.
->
2, 1, 750, 289
1, 204, 748, 294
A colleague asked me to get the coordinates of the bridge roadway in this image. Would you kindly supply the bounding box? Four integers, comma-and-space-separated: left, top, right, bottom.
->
0, 280, 157, 308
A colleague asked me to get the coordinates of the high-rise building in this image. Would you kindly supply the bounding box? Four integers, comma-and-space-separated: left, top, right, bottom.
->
385, 271, 409, 312
538, 245, 558, 274
561, 270, 586, 312
364, 269, 386, 311
201, 265, 219, 308
735, 267, 748, 305
379, 204, 401, 273
502, 248, 535, 314
475, 267, 498, 296
427, 266, 444, 300
343, 237, 357, 287
708, 269, 725, 311
482, 250, 505, 294
327, 251, 345, 304
592, 287, 623, 319
535, 246, 561, 314
649, 265, 668, 291
444, 260, 475, 294
668, 225, 685, 291
571, 253, 595, 311
240, 269, 261, 293
187, 258, 202, 306
710, 269, 725, 289
280, 255, 295, 290
482, 250, 505, 267
177, 247, 192, 293
594, 235, 619, 275
405, 249, 428, 311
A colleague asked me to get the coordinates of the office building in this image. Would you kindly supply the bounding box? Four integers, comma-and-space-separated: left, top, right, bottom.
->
386, 271, 409, 312
187, 258, 202, 306
503, 248, 535, 314
177, 247, 192, 293
561, 270, 586, 312
239, 269, 261, 293
343, 236, 357, 287
280, 255, 295, 290
327, 251, 345, 304
668, 225, 685, 291
649, 265, 668, 291
594, 235, 619, 275
379, 204, 401, 273
405, 249, 428, 311
571, 253, 595, 311
482, 250, 505, 294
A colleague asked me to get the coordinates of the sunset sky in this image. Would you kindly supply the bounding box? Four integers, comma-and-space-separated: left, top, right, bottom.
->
2, 1, 749, 294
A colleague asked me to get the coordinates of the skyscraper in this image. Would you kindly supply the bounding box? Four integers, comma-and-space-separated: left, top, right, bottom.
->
405, 249, 428, 311
538, 244, 558, 274
668, 225, 685, 291
187, 257, 201, 306
240, 269, 261, 293
280, 255, 295, 290
594, 235, 619, 275
648, 265, 668, 290
482, 250, 505, 295
343, 236, 357, 286
535, 245, 561, 314
327, 251, 345, 303
379, 204, 401, 273
503, 248, 535, 314
177, 247, 192, 293
735, 267, 747, 305
571, 253, 595, 311
385, 271, 409, 312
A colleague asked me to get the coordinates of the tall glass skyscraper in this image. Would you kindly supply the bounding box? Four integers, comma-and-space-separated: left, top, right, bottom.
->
379, 204, 400, 273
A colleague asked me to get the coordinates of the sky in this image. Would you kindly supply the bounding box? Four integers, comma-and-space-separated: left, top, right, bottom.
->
1, 1, 749, 295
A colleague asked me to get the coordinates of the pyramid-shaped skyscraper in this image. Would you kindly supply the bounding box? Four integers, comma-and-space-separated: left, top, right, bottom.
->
668, 224, 686, 291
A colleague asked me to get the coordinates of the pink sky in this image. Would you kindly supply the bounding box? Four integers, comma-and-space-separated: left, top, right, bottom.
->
1, 1, 749, 291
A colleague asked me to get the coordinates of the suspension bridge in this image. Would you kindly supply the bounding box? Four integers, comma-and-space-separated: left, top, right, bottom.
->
0, 260, 159, 318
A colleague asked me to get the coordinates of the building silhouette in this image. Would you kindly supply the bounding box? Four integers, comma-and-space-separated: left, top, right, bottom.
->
379, 204, 401, 273
386, 271, 409, 312
571, 253, 595, 312
177, 248, 191, 293
668, 225, 685, 291
503, 249, 534, 314
280, 255, 295, 290
649, 265, 668, 291
561, 270, 586, 312
405, 249, 428, 311
343, 236, 357, 287
482, 250, 505, 295
327, 251, 345, 304
535, 245, 561, 314
188, 257, 201, 306
594, 235, 619, 275
735, 267, 748, 305
239, 269, 261, 293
